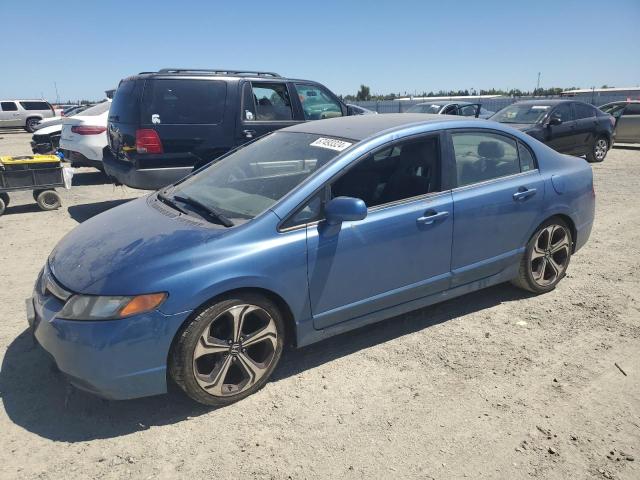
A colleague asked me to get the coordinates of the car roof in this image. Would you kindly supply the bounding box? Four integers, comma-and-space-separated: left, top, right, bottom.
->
282, 113, 470, 141
127, 69, 321, 85
1, 99, 51, 102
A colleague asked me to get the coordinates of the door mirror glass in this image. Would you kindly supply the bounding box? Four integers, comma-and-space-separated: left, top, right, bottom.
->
324, 197, 367, 225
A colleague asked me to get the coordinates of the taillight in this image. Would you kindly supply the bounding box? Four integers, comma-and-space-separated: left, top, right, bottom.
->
71, 125, 107, 135
135, 129, 163, 154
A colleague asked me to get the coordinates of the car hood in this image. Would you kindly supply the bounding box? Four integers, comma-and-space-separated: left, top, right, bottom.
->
48, 195, 228, 294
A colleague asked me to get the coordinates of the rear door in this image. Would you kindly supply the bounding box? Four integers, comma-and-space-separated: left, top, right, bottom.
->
572, 103, 598, 154
449, 129, 544, 285
237, 81, 301, 145
0, 102, 21, 127
616, 103, 640, 142
546, 103, 576, 153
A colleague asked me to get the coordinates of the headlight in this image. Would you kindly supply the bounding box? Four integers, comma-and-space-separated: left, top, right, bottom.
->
58, 293, 167, 320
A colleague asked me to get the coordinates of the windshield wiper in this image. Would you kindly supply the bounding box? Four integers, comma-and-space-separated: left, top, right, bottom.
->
157, 190, 189, 215
173, 195, 234, 227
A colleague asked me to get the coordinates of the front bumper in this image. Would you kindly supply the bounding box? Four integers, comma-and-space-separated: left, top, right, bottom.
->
28, 290, 191, 400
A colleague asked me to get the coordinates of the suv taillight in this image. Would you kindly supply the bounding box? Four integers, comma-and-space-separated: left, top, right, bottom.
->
71, 125, 107, 135
135, 129, 163, 154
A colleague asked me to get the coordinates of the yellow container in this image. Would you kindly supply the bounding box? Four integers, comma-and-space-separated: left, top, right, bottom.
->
0, 155, 61, 166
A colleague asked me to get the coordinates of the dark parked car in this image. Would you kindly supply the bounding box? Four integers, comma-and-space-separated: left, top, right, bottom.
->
599, 100, 640, 144
490, 100, 615, 162
105, 68, 357, 190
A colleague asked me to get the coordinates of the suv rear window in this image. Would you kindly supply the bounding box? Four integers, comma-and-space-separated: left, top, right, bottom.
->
20, 101, 51, 110
141, 79, 227, 125
110, 79, 143, 124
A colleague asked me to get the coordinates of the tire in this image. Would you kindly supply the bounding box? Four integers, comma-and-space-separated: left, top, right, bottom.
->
586, 136, 608, 163
169, 293, 285, 406
32, 189, 44, 201
36, 189, 61, 211
0, 196, 5, 216
511, 218, 573, 294
0, 192, 9, 207
25, 117, 40, 133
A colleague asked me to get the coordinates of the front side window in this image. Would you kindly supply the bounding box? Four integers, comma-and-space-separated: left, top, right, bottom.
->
19, 101, 50, 111
141, 79, 227, 125
295, 84, 343, 120
551, 103, 573, 122
407, 104, 443, 114
452, 131, 521, 187
171, 132, 351, 220
331, 136, 440, 208
574, 103, 595, 119
623, 103, 640, 115
458, 104, 479, 117
1, 102, 18, 111
491, 104, 551, 124
599, 103, 625, 116
243, 83, 293, 121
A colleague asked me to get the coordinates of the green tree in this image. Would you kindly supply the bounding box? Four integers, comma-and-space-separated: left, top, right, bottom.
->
356, 85, 371, 101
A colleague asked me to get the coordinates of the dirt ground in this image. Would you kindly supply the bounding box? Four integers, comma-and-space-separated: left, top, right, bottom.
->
0, 130, 638, 480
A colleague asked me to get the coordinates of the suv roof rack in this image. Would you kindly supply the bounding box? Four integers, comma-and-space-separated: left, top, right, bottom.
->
154, 68, 281, 78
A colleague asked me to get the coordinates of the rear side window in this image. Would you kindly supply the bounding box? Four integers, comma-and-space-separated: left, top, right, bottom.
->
623, 104, 640, 115
1, 102, 18, 111
574, 103, 595, 119
243, 82, 293, 121
19, 101, 50, 111
518, 142, 537, 172
110, 80, 143, 124
142, 79, 227, 125
451, 132, 520, 187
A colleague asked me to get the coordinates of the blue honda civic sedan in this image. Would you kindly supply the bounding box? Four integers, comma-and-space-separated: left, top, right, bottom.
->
27, 114, 595, 405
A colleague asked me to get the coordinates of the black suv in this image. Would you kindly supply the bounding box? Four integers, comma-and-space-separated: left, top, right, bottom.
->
490, 99, 616, 162
105, 68, 355, 190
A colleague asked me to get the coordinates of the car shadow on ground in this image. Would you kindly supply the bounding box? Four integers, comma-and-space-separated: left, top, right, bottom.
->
68, 199, 136, 223
72, 170, 112, 187
612, 144, 640, 151
0, 283, 531, 442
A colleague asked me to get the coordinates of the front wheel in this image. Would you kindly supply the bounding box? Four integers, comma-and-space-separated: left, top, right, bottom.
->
25, 118, 40, 133
586, 136, 608, 163
512, 219, 572, 294
36, 189, 61, 211
169, 293, 285, 406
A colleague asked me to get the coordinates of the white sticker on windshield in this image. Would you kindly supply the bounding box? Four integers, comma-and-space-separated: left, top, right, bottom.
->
531, 106, 550, 110
310, 137, 353, 152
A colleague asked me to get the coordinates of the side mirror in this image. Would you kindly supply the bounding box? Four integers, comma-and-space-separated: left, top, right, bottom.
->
346, 105, 357, 116
324, 196, 367, 225
548, 115, 562, 126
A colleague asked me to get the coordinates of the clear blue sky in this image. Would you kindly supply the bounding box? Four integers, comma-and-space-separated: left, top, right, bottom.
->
1, 0, 638, 101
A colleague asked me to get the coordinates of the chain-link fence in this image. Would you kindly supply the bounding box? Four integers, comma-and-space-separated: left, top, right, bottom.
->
350, 92, 637, 114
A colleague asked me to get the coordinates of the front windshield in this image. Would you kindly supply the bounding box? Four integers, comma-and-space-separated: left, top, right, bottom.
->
492, 104, 551, 124
169, 132, 353, 221
407, 104, 442, 114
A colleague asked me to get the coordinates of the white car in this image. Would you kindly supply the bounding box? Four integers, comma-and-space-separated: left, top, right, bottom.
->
59, 101, 111, 169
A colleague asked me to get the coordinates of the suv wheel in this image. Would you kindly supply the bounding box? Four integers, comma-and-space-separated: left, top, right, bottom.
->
169, 293, 285, 406
25, 118, 40, 133
586, 136, 608, 163
512, 218, 572, 294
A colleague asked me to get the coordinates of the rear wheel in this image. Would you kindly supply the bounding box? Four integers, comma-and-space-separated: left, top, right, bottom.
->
0, 192, 9, 207
36, 189, 61, 211
0, 195, 6, 216
25, 117, 40, 133
169, 293, 285, 406
586, 136, 608, 163
512, 218, 572, 293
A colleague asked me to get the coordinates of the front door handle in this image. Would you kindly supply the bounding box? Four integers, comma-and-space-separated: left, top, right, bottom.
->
513, 187, 537, 201
416, 210, 449, 225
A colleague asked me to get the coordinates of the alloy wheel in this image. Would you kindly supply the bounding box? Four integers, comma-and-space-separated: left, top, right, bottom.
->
594, 138, 608, 161
192, 304, 278, 397
530, 225, 571, 287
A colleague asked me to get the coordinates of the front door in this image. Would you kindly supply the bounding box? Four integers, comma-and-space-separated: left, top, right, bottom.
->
449, 130, 545, 285
616, 103, 640, 143
304, 134, 454, 329
545, 103, 577, 153
237, 81, 302, 145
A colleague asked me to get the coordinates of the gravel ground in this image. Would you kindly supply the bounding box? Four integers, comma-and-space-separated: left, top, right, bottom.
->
0, 131, 638, 480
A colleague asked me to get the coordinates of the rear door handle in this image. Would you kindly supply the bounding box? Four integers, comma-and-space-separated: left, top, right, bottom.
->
243, 129, 257, 139
416, 210, 449, 225
513, 187, 537, 201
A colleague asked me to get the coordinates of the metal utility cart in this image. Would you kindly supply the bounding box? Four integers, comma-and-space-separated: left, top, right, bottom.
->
0, 155, 64, 216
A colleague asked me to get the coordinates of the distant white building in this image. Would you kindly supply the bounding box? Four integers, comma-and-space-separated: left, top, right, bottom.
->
560, 87, 640, 98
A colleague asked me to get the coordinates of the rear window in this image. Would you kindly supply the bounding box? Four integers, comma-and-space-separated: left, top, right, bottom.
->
110, 79, 143, 124
141, 79, 227, 125
20, 101, 50, 110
